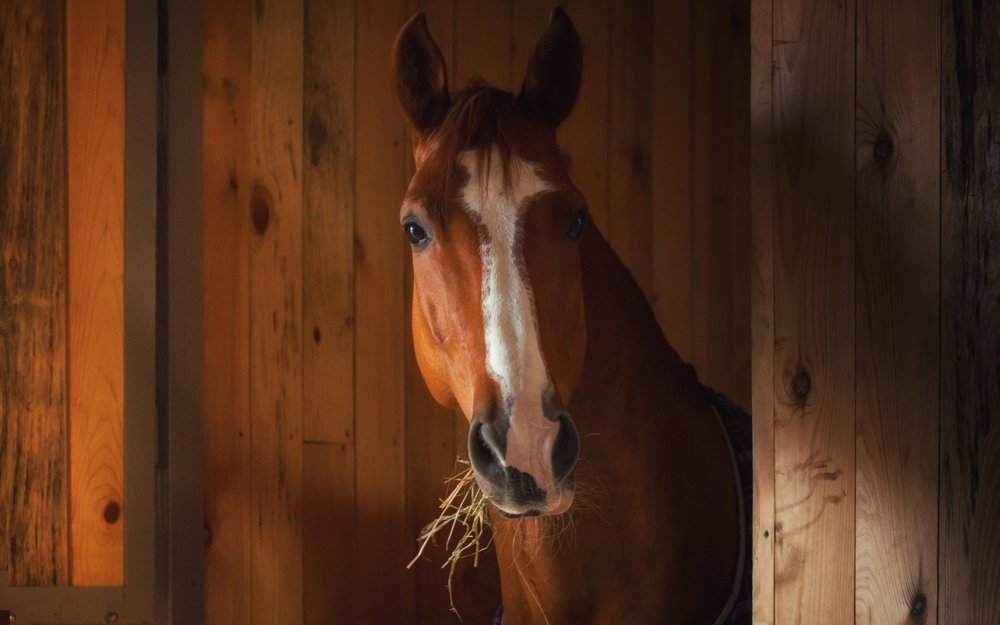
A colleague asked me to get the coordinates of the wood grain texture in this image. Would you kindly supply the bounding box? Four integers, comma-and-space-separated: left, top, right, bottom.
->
692, 0, 752, 410
0, 0, 70, 586
354, 1, 410, 622
749, 0, 775, 621
771, 0, 856, 623
854, 0, 940, 623
66, 0, 126, 586
454, 0, 512, 90
940, 0, 1000, 622
202, 0, 251, 621
651, 0, 693, 361
303, 442, 356, 625
249, 1, 303, 623
726, 0, 752, 411
607, 0, 652, 298
303, 0, 355, 445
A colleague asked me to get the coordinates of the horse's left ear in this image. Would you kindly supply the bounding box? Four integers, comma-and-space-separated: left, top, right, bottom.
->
517, 7, 582, 129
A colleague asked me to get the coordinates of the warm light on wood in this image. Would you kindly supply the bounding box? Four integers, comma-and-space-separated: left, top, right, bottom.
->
66, 0, 126, 587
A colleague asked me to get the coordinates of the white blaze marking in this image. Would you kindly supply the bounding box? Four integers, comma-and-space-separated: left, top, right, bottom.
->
459, 148, 557, 486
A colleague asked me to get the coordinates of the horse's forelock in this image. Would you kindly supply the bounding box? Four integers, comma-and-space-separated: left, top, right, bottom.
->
422, 81, 553, 219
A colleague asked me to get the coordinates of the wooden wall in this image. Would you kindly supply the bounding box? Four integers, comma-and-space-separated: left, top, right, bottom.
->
6, 1, 997, 624
201, 0, 749, 623
1, 0, 125, 589
751, 0, 1000, 624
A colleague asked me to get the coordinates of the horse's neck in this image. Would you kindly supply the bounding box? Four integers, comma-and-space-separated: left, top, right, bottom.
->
491, 229, 736, 623
573, 227, 701, 432
579, 228, 690, 391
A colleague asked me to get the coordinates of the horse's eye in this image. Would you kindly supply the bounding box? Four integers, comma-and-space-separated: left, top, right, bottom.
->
404, 221, 430, 247
567, 210, 587, 241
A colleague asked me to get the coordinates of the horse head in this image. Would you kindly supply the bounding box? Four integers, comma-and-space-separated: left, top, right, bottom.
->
393, 9, 586, 517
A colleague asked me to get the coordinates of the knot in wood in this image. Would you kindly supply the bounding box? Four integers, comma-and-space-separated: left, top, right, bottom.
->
873, 132, 895, 163
909, 591, 927, 622
250, 185, 273, 235
791, 370, 811, 401
103, 500, 122, 524
630, 148, 645, 173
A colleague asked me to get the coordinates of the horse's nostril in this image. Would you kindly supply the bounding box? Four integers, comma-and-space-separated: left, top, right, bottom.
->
551, 414, 580, 483
469, 421, 505, 485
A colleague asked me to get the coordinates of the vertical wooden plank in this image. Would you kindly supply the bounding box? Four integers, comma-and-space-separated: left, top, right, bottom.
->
202, 0, 251, 621
940, 1, 1000, 622
0, 0, 70, 586
854, 0, 940, 623
691, 0, 751, 407
303, 442, 356, 625
302, 0, 357, 622
690, 0, 721, 390
607, 0, 652, 299
66, 0, 126, 587
727, 0, 752, 410
355, 1, 409, 622
454, 0, 512, 90
558, 0, 610, 239
771, 0, 856, 623
249, 1, 303, 623
749, 0, 775, 621
303, 0, 355, 445
650, 0, 693, 360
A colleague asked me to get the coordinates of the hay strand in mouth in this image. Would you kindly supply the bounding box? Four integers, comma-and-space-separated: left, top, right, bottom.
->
408, 461, 492, 620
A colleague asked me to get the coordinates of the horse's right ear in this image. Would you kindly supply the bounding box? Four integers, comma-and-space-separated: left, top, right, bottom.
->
393, 13, 450, 136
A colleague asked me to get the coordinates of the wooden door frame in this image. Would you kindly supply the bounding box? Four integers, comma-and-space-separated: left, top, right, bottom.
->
1, 1, 203, 623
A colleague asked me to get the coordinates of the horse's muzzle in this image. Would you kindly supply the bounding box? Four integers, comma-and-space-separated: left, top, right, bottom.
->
468, 409, 579, 516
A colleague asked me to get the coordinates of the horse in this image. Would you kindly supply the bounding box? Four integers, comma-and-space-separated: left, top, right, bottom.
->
392, 8, 751, 624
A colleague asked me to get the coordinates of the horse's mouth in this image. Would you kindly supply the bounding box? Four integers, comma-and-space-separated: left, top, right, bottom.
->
482, 472, 576, 518
495, 506, 543, 519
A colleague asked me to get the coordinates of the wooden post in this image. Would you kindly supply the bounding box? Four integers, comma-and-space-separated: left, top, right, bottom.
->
0, 0, 70, 587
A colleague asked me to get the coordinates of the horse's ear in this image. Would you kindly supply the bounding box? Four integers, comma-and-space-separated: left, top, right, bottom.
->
517, 7, 582, 129
393, 12, 451, 135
